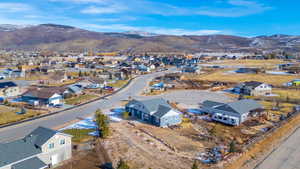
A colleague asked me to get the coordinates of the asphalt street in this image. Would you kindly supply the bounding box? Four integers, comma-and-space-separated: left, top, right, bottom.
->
0, 69, 173, 143
255, 127, 300, 169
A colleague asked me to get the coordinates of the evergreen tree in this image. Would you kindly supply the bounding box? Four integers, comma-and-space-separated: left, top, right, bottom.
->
116, 159, 130, 169
95, 109, 109, 138
191, 160, 198, 169
229, 141, 236, 153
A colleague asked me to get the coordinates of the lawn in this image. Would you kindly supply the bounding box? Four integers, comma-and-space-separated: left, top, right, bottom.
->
108, 79, 129, 88
65, 94, 98, 105
0, 105, 43, 125
63, 129, 95, 143
207, 59, 289, 69
184, 69, 300, 86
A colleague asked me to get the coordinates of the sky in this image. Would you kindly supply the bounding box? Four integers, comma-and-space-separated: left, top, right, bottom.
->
0, 0, 299, 37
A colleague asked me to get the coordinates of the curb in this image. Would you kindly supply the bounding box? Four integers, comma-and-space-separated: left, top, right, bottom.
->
0, 77, 136, 129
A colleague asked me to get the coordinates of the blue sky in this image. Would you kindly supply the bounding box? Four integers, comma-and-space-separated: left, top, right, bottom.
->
0, 0, 299, 36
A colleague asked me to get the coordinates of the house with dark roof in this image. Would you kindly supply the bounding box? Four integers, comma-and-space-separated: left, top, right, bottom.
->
0, 81, 20, 98
21, 87, 64, 106
0, 126, 72, 169
125, 98, 182, 127
232, 81, 272, 96
201, 99, 263, 125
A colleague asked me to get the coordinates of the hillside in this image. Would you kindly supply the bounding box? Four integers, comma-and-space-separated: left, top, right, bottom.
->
0, 24, 299, 53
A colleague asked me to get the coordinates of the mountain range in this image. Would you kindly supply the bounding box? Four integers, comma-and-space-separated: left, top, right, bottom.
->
0, 24, 299, 54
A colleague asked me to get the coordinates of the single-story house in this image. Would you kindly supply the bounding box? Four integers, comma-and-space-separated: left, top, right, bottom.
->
0, 126, 72, 169
232, 81, 272, 96
22, 87, 64, 106
125, 98, 182, 127
0, 81, 20, 98
201, 99, 263, 125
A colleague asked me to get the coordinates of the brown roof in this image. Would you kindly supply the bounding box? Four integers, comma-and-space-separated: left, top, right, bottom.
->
23, 87, 65, 99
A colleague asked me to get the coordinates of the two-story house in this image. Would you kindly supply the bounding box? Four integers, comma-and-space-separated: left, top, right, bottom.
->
232, 81, 272, 96
0, 127, 72, 169
201, 99, 262, 125
125, 98, 182, 127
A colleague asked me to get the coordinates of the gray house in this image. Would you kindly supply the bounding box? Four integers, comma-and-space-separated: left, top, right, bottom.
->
125, 98, 182, 127
233, 81, 272, 96
0, 127, 72, 169
201, 99, 262, 125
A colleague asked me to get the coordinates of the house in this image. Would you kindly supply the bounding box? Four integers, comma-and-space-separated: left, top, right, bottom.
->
201, 99, 263, 125
233, 81, 272, 96
125, 98, 182, 127
0, 126, 72, 169
66, 85, 83, 95
22, 87, 64, 106
0, 81, 20, 98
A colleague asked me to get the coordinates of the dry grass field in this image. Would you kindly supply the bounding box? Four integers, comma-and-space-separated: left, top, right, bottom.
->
272, 89, 300, 100
208, 59, 289, 69
184, 69, 299, 86
0, 105, 44, 125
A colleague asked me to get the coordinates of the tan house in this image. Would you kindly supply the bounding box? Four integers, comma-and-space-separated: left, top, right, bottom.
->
0, 81, 20, 98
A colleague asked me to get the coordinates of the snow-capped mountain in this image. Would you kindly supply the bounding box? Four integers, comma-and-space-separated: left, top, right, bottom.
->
0, 24, 33, 32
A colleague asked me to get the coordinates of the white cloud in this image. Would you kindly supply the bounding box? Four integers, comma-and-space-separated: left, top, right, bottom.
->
85, 24, 225, 35
80, 3, 126, 14
0, 3, 33, 12
196, 0, 272, 17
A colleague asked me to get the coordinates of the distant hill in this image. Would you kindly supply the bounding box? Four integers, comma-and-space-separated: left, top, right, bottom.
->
0, 23, 299, 53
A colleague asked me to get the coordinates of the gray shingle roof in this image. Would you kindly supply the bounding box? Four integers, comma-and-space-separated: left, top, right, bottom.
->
0, 140, 41, 167
243, 81, 264, 89
127, 98, 170, 114
202, 100, 223, 108
24, 126, 58, 147
11, 157, 47, 169
216, 99, 262, 115
152, 105, 172, 118
140, 98, 170, 112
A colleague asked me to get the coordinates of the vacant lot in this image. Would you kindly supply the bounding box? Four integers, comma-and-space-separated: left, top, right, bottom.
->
184, 70, 299, 86
108, 79, 129, 88
65, 94, 98, 105
63, 129, 94, 143
272, 89, 300, 100
207, 59, 289, 69
0, 105, 44, 125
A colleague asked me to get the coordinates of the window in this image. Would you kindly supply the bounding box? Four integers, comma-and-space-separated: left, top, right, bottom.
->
60, 139, 65, 145
48, 143, 54, 149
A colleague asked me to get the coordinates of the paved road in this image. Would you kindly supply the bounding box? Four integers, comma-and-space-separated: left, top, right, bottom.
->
0, 69, 173, 143
255, 127, 300, 169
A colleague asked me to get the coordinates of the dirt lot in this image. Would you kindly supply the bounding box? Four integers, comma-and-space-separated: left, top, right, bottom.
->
107, 121, 194, 169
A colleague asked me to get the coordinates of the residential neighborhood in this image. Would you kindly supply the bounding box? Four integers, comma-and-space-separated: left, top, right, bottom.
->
0, 2, 300, 169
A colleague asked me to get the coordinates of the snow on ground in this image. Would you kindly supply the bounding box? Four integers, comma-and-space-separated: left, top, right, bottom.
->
266, 71, 295, 75
59, 108, 125, 136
